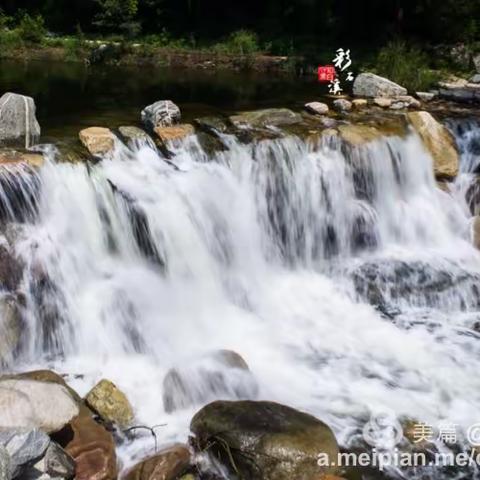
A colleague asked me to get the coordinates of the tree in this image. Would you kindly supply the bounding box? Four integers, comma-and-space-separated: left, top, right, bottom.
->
94, 0, 140, 36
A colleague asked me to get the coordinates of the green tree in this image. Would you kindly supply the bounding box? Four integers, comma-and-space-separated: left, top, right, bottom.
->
94, 0, 140, 36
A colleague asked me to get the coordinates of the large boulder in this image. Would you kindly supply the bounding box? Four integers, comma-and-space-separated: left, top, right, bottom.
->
353, 73, 407, 98
85, 379, 134, 428
123, 444, 191, 480
407, 111, 459, 179
79, 127, 116, 157
0, 93, 41, 147
163, 350, 258, 414
0, 380, 79, 433
190, 400, 339, 480
141, 100, 181, 130
0, 428, 50, 477
229, 109, 302, 129
65, 414, 117, 480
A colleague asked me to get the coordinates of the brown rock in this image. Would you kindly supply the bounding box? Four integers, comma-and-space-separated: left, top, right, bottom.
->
407, 111, 459, 179
65, 414, 118, 480
338, 124, 384, 146
123, 444, 191, 480
373, 97, 392, 108
154, 124, 194, 144
352, 99, 368, 109
79, 127, 115, 156
0, 149, 44, 168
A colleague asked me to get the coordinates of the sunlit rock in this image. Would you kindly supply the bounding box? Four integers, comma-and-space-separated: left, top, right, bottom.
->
79, 127, 115, 157
85, 379, 134, 428
154, 124, 194, 144
337, 124, 385, 146
0, 93, 40, 148
191, 400, 339, 480
407, 111, 459, 179
416, 92, 435, 102
118, 126, 153, 145
304, 102, 329, 115
373, 97, 392, 108
0, 149, 44, 168
352, 99, 367, 109
123, 444, 191, 480
353, 73, 407, 98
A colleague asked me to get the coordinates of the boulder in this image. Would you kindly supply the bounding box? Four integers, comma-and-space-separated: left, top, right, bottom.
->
472, 216, 480, 250
0, 149, 44, 168
352, 99, 367, 109
407, 111, 459, 179
154, 124, 195, 144
353, 73, 407, 98
373, 97, 392, 108
65, 414, 117, 480
33, 442, 75, 479
118, 126, 153, 145
304, 102, 329, 115
191, 400, 339, 480
0, 380, 79, 433
163, 350, 258, 414
332, 99, 352, 112
193, 116, 228, 135
0, 445, 11, 480
123, 444, 191, 480
0, 296, 21, 365
0, 93, 41, 147
141, 100, 181, 130
79, 127, 115, 157
0, 429, 50, 477
229, 109, 302, 129
85, 379, 134, 428
416, 92, 435, 102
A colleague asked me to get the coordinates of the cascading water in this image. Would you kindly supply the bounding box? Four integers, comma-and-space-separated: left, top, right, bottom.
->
3, 123, 480, 478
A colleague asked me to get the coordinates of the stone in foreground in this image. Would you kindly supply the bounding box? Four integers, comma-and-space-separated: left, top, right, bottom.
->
154, 124, 194, 144
332, 99, 352, 112
85, 379, 134, 427
123, 444, 191, 480
353, 73, 407, 98
79, 127, 115, 156
304, 102, 329, 115
141, 100, 181, 130
191, 400, 339, 480
407, 111, 459, 179
0, 93, 41, 147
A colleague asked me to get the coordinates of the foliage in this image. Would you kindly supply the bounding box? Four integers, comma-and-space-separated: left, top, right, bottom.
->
17, 13, 46, 44
375, 41, 441, 92
213, 30, 260, 55
94, 0, 140, 37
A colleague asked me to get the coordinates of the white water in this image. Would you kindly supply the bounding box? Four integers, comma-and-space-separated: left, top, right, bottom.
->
3, 127, 480, 477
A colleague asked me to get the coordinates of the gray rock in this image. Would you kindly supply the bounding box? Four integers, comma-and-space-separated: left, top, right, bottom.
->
0, 296, 21, 365
163, 350, 258, 413
353, 72, 407, 98
474, 54, 480, 73
0, 93, 41, 148
416, 92, 435, 102
304, 102, 329, 115
141, 100, 181, 130
0, 445, 11, 480
332, 99, 352, 112
470, 74, 480, 84
229, 108, 302, 129
33, 442, 75, 479
194, 116, 228, 135
0, 429, 49, 477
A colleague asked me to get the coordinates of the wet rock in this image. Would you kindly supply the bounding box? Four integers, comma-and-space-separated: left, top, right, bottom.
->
337, 124, 384, 146
163, 350, 257, 414
33, 442, 75, 479
229, 109, 302, 129
407, 111, 459, 179
141, 100, 181, 130
191, 400, 339, 480
0, 428, 50, 477
65, 414, 117, 480
305, 102, 329, 115
79, 127, 115, 157
353, 73, 407, 98
123, 444, 191, 480
472, 216, 480, 250
0, 149, 44, 168
0, 380, 79, 433
0, 93, 41, 147
373, 97, 392, 108
0, 296, 21, 365
0, 243, 23, 291
0, 445, 11, 480
194, 116, 228, 135
154, 124, 194, 144
332, 99, 352, 112
352, 99, 367, 109
85, 379, 134, 428
118, 126, 153, 145
416, 92, 435, 102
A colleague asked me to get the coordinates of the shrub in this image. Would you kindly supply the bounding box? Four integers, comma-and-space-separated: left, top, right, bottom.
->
17, 13, 46, 44
214, 30, 260, 55
375, 41, 441, 92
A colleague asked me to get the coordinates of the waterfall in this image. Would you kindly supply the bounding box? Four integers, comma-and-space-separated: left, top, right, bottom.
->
3, 126, 480, 476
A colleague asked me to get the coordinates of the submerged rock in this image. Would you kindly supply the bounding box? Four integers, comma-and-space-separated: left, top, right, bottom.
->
85, 379, 134, 428
407, 111, 459, 179
0, 380, 79, 433
163, 349, 258, 413
353, 73, 407, 98
0, 93, 41, 147
472, 216, 480, 250
191, 400, 339, 480
141, 100, 181, 130
79, 127, 116, 157
337, 124, 385, 146
304, 102, 329, 115
229, 108, 302, 129
123, 444, 191, 480
154, 124, 194, 144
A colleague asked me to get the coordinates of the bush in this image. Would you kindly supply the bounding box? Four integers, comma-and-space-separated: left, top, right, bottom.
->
375, 41, 441, 92
214, 30, 260, 55
17, 13, 46, 44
